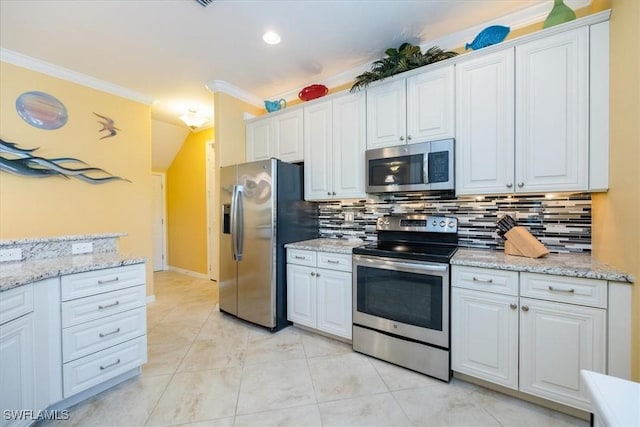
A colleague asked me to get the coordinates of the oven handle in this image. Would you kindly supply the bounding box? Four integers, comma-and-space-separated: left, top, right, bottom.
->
353, 254, 449, 274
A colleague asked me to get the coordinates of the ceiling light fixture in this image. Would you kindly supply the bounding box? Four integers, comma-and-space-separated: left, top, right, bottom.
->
262, 31, 281, 45
179, 108, 209, 131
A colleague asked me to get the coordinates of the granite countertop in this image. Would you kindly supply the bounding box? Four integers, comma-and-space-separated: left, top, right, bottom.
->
285, 238, 366, 254
0, 232, 127, 246
452, 248, 634, 283
0, 253, 146, 292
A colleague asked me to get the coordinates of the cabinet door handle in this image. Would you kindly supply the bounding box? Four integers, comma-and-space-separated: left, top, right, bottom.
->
99, 359, 121, 370
316, 273, 320, 277
407, 135, 412, 140
327, 192, 332, 196
326, 260, 340, 264
399, 136, 405, 141
506, 183, 513, 188
548, 285, 575, 293
98, 300, 120, 310
294, 255, 306, 260
510, 303, 517, 310
521, 305, 529, 312
517, 182, 525, 188
332, 192, 336, 196
98, 277, 120, 285
310, 272, 315, 276
99, 328, 121, 338
472, 277, 493, 283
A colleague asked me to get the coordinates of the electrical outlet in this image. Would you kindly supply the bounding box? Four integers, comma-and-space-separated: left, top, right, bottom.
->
344, 212, 355, 223
0, 248, 22, 262
72, 242, 93, 255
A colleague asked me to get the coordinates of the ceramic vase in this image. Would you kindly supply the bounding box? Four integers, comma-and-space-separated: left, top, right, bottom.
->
543, 0, 576, 29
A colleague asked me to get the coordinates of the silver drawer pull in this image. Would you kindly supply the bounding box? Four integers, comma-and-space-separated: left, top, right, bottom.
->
99, 359, 121, 370
326, 260, 340, 264
98, 277, 120, 285
472, 277, 493, 283
98, 300, 120, 310
294, 256, 306, 260
548, 286, 575, 293
99, 328, 121, 338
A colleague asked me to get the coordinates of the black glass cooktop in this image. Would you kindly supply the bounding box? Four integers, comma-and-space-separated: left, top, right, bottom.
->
353, 241, 458, 263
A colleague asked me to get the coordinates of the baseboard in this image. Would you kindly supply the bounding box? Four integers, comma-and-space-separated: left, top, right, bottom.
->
146, 295, 156, 304
167, 265, 209, 280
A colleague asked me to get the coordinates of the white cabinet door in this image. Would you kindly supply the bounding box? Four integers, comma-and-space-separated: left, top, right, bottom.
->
407, 65, 455, 143
332, 92, 367, 199
275, 109, 304, 163
316, 268, 352, 339
366, 79, 406, 149
519, 297, 606, 411
515, 27, 589, 193
303, 100, 333, 200
451, 288, 519, 390
456, 49, 515, 195
246, 119, 273, 162
286, 264, 316, 328
0, 315, 36, 427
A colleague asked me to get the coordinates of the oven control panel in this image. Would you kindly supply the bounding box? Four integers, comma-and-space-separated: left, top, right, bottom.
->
377, 215, 458, 233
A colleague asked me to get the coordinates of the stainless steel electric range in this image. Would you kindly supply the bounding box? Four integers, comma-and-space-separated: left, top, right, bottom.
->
352, 214, 458, 382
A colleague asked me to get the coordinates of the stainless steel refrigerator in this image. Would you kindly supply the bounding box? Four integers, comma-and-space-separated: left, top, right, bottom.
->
219, 159, 317, 331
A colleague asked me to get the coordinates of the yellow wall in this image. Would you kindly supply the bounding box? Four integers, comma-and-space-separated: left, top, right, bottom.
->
592, 0, 640, 381
166, 128, 213, 274
0, 61, 154, 294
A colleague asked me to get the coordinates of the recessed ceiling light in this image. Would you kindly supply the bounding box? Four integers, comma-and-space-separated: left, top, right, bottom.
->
262, 31, 281, 45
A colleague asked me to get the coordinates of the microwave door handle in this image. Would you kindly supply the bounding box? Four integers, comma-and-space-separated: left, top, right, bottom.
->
423, 153, 430, 184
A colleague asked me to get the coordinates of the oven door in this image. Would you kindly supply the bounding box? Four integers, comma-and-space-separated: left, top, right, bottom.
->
352, 254, 449, 348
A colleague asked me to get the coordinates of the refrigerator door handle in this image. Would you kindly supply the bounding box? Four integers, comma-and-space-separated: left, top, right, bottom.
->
235, 185, 244, 261
230, 184, 238, 260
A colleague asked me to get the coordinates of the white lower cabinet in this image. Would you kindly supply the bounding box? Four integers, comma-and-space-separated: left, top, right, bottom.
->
287, 249, 352, 339
452, 266, 608, 412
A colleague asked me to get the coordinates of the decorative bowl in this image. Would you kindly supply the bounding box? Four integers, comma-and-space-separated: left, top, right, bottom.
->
298, 84, 328, 101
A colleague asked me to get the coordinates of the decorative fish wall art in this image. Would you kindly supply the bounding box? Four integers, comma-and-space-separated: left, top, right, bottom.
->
94, 112, 119, 139
465, 25, 511, 51
0, 138, 130, 184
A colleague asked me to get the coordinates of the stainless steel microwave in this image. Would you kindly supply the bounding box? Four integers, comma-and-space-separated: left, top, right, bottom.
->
365, 139, 454, 193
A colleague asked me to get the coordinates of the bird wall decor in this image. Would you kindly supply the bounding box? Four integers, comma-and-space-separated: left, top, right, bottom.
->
93, 112, 120, 139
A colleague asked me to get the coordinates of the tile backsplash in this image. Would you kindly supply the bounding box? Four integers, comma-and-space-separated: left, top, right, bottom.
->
318, 193, 591, 253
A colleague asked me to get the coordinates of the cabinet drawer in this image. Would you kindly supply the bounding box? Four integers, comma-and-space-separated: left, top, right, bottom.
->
0, 283, 34, 325
62, 285, 146, 327
287, 249, 317, 267
317, 252, 352, 272
62, 307, 147, 363
520, 273, 607, 308
452, 266, 519, 296
63, 335, 147, 398
61, 263, 145, 301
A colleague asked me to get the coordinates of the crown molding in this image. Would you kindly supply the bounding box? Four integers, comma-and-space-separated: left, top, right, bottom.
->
205, 80, 263, 108
266, 0, 593, 100
0, 48, 154, 105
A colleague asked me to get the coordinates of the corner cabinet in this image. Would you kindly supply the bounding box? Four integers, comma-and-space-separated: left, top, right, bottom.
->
452, 266, 608, 412
366, 65, 454, 149
304, 92, 367, 201
246, 109, 303, 163
286, 249, 352, 339
456, 22, 609, 195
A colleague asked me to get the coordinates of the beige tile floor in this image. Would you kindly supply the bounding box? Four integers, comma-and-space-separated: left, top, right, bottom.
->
44, 270, 589, 427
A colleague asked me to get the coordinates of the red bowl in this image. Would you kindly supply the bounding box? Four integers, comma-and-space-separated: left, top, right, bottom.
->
298, 84, 328, 101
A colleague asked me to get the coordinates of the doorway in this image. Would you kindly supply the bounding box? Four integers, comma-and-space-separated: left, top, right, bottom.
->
152, 172, 167, 271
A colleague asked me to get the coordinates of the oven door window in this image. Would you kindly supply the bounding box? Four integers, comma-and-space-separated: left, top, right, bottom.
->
356, 265, 443, 330
368, 154, 425, 187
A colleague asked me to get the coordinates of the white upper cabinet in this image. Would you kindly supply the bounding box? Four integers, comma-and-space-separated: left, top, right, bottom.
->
246, 109, 303, 163
515, 27, 589, 193
366, 79, 407, 149
406, 65, 455, 143
456, 49, 515, 195
366, 65, 455, 149
304, 92, 367, 201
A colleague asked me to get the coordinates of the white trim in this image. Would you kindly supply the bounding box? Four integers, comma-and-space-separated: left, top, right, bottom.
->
167, 265, 210, 280
205, 140, 218, 282
151, 172, 168, 272
205, 80, 263, 108
0, 48, 154, 105
266, 0, 599, 100
146, 295, 156, 304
